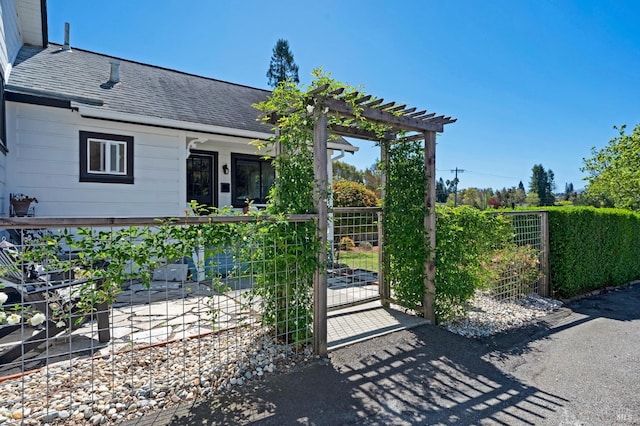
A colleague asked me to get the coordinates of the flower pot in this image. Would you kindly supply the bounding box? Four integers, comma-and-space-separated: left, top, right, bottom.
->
12, 200, 32, 217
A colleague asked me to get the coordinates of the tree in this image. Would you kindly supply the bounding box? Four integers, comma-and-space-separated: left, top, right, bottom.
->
445, 177, 459, 206
436, 177, 449, 203
496, 185, 526, 208
266, 39, 300, 88
333, 161, 363, 183
582, 124, 640, 210
518, 180, 526, 195
564, 182, 577, 202
525, 191, 540, 207
363, 163, 382, 198
529, 164, 556, 206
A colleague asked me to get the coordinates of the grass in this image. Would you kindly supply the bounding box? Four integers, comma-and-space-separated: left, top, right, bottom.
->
335, 249, 379, 273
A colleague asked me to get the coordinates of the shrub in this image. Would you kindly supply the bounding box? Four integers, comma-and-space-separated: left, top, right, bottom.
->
339, 236, 355, 250
434, 207, 513, 320
359, 241, 373, 251
333, 180, 379, 207
485, 245, 541, 299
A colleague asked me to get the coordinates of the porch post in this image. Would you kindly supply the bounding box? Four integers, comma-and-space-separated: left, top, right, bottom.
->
423, 131, 436, 324
313, 107, 328, 356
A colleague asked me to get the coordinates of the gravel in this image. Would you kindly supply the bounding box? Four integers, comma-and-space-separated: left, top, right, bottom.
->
441, 291, 563, 338
0, 291, 563, 424
0, 326, 312, 425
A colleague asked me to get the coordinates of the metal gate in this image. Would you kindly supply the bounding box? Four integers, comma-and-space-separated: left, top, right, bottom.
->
328, 207, 382, 310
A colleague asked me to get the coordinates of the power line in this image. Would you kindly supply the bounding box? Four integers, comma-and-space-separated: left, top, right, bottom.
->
437, 169, 520, 180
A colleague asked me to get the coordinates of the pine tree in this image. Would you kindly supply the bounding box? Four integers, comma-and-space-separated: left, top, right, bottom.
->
529, 164, 556, 206
266, 39, 300, 88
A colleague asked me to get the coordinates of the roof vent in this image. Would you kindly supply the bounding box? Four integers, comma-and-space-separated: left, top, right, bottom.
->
109, 60, 120, 84
62, 22, 71, 51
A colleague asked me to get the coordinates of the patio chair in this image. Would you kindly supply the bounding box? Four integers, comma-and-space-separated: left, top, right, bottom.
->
0, 242, 110, 365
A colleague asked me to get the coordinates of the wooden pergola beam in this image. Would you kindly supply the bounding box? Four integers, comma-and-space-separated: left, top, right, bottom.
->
329, 124, 395, 141
323, 97, 452, 133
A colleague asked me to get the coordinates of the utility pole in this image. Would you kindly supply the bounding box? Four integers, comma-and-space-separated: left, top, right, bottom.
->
449, 167, 464, 206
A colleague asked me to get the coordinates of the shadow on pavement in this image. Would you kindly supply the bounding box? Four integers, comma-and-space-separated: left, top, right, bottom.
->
123, 283, 640, 425
134, 325, 568, 425
565, 282, 640, 322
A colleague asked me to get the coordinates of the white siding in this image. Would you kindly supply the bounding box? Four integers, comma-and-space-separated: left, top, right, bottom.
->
0, 153, 6, 212
7, 102, 184, 217
6, 103, 263, 218
15, 0, 41, 47
0, 0, 23, 79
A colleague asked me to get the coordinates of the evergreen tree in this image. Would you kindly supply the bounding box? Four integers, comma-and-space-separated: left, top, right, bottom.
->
436, 177, 449, 203
529, 164, 556, 206
266, 39, 300, 88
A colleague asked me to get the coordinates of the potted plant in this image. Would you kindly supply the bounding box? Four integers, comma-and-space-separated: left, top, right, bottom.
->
10, 193, 38, 217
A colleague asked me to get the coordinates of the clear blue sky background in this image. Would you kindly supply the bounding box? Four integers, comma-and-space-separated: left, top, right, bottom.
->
48, 0, 640, 191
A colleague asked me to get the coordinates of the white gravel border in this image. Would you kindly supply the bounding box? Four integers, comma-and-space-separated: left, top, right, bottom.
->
441, 292, 563, 338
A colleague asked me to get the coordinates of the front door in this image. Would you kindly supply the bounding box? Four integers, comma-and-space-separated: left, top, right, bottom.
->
187, 152, 217, 208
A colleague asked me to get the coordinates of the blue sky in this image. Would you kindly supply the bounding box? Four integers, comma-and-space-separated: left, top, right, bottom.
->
47, 0, 640, 191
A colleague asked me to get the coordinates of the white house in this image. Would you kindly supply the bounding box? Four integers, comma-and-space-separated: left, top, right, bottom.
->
0, 0, 356, 217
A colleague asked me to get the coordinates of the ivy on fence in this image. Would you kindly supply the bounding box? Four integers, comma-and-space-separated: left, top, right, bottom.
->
383, 140, 533, 321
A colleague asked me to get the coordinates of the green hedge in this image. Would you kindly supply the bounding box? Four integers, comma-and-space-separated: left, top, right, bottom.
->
434, 207, 512, 319
547, 206, 640, 297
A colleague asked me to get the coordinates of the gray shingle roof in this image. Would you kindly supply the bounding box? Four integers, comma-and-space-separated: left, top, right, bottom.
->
7, 43, 356, 152
8, 44, 273, 134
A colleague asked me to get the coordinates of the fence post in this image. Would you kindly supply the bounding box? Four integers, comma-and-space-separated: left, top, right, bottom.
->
95, 279, 111, 343
313, 108, 328, 356
540, 211, 550, 297
377, 211, 389, 307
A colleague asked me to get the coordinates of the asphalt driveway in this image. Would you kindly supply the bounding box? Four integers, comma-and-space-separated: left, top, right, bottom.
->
127, 282, 640, 425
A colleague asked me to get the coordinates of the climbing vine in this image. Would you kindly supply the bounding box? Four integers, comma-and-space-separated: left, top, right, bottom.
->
250, 69, 391, 342
383, 141, 514, 321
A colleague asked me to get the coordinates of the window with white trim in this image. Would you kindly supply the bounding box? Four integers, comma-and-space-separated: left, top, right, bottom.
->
80, 131, 134, 184
89, 139, 126, 174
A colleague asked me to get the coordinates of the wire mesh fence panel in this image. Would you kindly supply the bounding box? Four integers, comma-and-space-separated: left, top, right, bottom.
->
488, 211, 547, 301
329, 208, 381, 310
0, 217, 314, 423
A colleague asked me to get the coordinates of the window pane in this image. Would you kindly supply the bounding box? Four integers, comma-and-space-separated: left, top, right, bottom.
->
261, 162, 275, 201
89, 141, 102, 172
109, 143, 118, 172
118, 143, 125, 173
236, 160, 261, 204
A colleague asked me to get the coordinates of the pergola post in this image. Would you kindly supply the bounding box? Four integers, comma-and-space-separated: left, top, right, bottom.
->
423, 131, 437, 324
379, 140, 390, 308
313, 109, 328, 356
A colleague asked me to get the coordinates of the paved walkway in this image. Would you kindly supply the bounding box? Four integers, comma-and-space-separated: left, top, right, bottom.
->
127, 283, 640, 425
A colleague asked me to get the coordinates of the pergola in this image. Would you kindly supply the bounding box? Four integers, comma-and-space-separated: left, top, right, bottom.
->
274, 84, 456, 355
